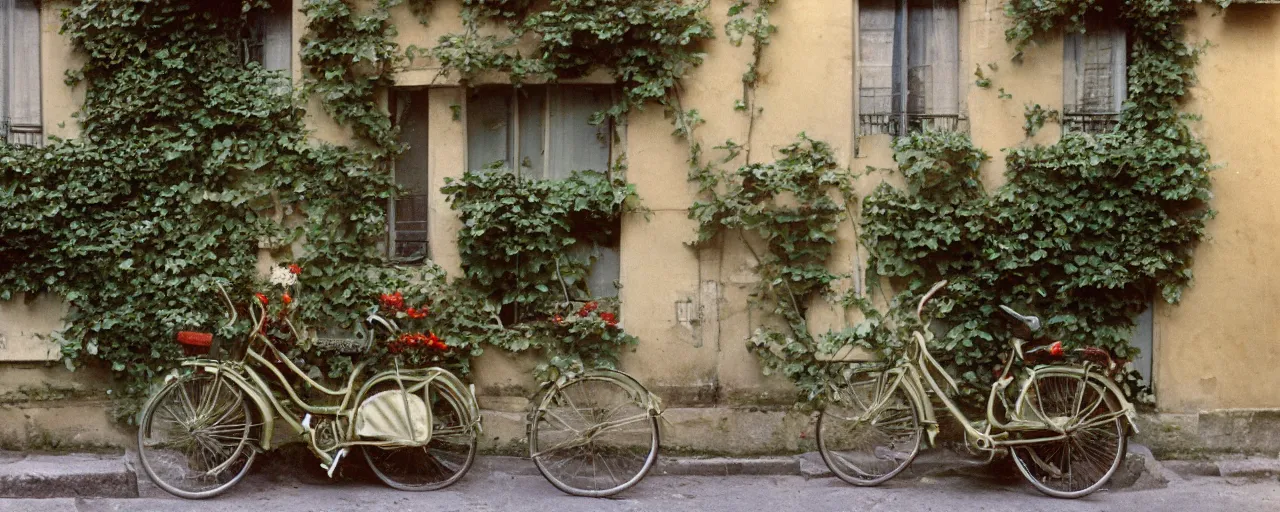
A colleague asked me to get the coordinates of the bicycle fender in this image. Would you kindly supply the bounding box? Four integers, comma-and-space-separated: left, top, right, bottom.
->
1014, 366, 1139, 435
894, 370, 939, 445
179, 360, 277, 449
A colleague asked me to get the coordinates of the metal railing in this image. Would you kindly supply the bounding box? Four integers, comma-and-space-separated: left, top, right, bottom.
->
1061, 109, 1120, 135
860, 113, 968, 137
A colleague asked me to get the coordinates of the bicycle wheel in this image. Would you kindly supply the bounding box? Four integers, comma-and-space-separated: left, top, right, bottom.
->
363, 380, 478, 491
530, 372, 660, 497
817, 375, 922, 486
1011, 373, 1127, 498
137, 371, 258, 499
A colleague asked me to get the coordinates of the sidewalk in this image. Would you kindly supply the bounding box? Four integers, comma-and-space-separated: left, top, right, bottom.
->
5, 443, 1264, 499
3, 450, 1279, 512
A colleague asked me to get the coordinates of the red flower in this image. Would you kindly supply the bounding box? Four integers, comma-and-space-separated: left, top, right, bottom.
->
379, 291, 405, 311
426, 332, 446, 351
288, 264, 302, 275
599, 312, 617, 327
1048, 341, 1064, 357
553, 314, 564, 325
255, 293, 269, 305
406, 307, 428, 319
577, 301, 599, 317
281, 293, 292, 305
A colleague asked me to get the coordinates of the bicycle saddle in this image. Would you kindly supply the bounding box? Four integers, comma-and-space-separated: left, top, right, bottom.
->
999, 305, 1041, 332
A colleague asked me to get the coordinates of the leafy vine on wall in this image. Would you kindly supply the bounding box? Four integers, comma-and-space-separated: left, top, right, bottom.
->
0, 0, 715, 420
691, 0, 1213, 406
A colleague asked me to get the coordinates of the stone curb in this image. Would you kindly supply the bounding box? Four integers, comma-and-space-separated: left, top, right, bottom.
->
0, 451, 137, 499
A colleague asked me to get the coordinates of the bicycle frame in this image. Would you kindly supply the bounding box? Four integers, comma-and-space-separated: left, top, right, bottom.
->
851, 281, 1139, 455
175, 283, 479, 468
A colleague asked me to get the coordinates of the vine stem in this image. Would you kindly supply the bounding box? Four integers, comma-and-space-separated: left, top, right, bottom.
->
736, 231, 804, 337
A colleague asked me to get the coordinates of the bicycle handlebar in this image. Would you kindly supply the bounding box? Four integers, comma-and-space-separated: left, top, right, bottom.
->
214, 281, 238, 330
916, 280, 948, 320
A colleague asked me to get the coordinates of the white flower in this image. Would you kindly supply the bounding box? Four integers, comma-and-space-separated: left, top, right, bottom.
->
270, 265, 298, 287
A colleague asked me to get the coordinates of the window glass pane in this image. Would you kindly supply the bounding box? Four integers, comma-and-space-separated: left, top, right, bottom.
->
516, 86, 546, 179
392, 90, 431, 261
906, 0, 958, 115
467, 88, 513, 171
547, 85, 612, 179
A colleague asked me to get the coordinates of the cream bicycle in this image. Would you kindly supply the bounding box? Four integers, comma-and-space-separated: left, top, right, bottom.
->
526, 367, 663, 497
136, 279, 480, 499
817, 280, 1138, 498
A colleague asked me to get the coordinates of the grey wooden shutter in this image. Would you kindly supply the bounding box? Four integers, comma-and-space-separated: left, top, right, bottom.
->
261, 0, 292, 74
1064, 18, 1126, 132
1, 0, 11, 138
8, 0, 41, 145
857, 0, 897, 134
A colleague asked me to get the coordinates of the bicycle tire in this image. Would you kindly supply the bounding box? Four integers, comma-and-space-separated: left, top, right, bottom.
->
137, 372, 257, 499
362, 379, 478, 491
817, 375, 922, 486
1010, 372, 1127, 498
530, 372, 660, 497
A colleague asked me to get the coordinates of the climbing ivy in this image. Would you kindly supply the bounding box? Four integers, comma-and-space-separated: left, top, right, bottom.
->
442, 169, 642, 379
0, 0, 405, 417
426, 0, 713, 122
692, 0, 1213, 406
689, 134, 860, 400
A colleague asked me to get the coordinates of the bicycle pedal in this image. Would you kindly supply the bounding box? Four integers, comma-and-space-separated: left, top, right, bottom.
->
325, 448, 348, 479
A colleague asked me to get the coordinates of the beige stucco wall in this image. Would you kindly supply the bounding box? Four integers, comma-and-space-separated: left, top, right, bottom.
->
1154, 4, 1280, 411
9, 0, 1280, 451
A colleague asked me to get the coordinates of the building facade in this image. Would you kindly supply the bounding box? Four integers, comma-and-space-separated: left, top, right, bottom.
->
2, 0, 1280, 454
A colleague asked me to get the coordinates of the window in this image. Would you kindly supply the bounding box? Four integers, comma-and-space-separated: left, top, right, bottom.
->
1, 0, 42, 147
389, 89, 431, 262
243, 0, 292, 73
466, 85, 620, 297
466, 85, 613, 179
1063, 16, 1126, 134
857, 0, 961, 136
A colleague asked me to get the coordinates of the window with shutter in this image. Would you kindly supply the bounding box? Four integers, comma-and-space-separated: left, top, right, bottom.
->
244, 0, 292, 74
858, 0, 960, 137
389, 89, 431, 262
1063, 16, 1127, 134
2, 0, 42, 147
466, 85, 620, 298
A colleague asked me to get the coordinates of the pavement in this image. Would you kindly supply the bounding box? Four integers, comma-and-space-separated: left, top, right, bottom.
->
1, 445, 1278, 511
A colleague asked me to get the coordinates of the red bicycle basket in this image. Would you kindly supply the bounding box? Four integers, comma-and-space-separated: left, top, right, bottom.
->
176, 331, 214, 356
